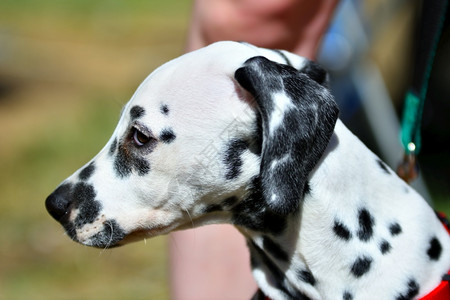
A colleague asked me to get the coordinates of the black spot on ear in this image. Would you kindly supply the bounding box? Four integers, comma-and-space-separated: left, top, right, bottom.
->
389, 222, 403, 236
300, 60, 328, 86
357, 208, 375, 242
427, 236, 442, 261
380, 240, 392, 255
333, 220, 352, 241
79, 162, 95, 181
343, 291, 353, 300
130, 105, 145, 120
297, 269, 316, 286
350, 256, 372, 278
160, 128, 176, 144
235, 56, 338, 215
109, 138, 118, 156
223, 139, 248, 180
263, 236, 288, 262
396, 279, 419, 300
376, 159, 390, 174
160, 104, 169, 115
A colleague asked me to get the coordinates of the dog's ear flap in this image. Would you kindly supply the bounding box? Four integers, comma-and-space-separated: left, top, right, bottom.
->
235, 56, 339, 215
299, 60, 328, 86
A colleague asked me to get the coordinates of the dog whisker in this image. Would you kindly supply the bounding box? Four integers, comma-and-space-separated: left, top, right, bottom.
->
183, 206, 195, 229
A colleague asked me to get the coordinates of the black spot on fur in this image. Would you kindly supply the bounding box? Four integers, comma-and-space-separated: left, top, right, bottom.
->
380, 240, 392, 255
89, 219, 126, 248
251, 289, 266, 300
73, 182, 96, 206
223, 139, 248, 180
376, 159, 390, 174
135, 157, 150, 176
114, 144, 133, 178
297, 269, 316, 286
109, 138, 118, 156
114, 142, 151, 178
350, 256, 372, 278
263, 236, 288, 262
202, 197, 238, 214
160, 104, 169, 115
343, 291, 353, 300
231, 177, 287, 235
222, 196, 238, 208
130, 105, 145, 120
248, 241, 310, 299
333, 220, 352, 241
203, 204, 223, 213
427, 236, 442, 261
303, 181, 311, 196
160, 128, 176, 144
79, 162, 95, 181
389, 222, 403, 236
75, 198, 102, 228
71, 182, 101, 228
357, 208, 375, 242
396, 279, 420, 300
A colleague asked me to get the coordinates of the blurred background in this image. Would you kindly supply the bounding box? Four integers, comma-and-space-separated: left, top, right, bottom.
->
0, 1, 448, 299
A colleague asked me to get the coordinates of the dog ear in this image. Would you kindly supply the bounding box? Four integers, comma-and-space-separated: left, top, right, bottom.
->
235, 56, 339, 215
299, 60, 329, 86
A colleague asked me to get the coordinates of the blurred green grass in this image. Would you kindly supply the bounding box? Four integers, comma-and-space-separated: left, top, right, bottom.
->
0, 96, 172, 299
0, 1, 191, 299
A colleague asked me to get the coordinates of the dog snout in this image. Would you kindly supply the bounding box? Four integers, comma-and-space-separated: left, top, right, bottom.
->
45, 183, 73, 222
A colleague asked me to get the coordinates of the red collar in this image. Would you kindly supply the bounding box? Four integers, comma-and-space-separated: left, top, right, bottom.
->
419, 212, 450, 300
420, 272, 450, 300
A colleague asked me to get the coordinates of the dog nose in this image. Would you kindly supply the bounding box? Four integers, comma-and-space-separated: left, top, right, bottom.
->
45, 183, 72, 221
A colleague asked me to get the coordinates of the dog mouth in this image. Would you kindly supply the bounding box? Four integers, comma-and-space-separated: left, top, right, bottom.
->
117, 224, 179, 246
67, 221, 175, 249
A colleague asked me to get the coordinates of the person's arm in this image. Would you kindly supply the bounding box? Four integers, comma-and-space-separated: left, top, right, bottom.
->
185, 0, 339, 59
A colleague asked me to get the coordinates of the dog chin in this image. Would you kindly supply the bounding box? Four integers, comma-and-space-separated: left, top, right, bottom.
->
98, 225, 176, 248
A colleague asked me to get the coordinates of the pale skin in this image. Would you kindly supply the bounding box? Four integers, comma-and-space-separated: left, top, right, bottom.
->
170, 1, 339, 299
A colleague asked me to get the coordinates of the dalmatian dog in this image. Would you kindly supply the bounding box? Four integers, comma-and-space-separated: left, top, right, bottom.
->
46, 41, 450, 300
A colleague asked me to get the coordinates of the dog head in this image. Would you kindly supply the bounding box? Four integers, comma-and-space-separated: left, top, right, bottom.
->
45, 41, 338, 248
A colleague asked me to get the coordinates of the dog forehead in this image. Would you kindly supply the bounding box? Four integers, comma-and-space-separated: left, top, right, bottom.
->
128, 42, 305, 111
121, 44, 253, 120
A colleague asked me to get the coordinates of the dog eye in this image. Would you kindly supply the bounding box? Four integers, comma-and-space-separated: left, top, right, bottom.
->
132, 128, 151, 146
